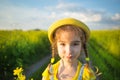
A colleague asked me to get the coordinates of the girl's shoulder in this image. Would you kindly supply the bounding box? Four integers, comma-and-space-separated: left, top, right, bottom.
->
42, 61, 60, 80
53, 60, 60, 68
82, 64, 96, 80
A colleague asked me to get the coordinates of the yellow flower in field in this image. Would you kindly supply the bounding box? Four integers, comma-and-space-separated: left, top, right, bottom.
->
13, 67, 33, 80
13, 67, 23, 76
19, 74, 26, 80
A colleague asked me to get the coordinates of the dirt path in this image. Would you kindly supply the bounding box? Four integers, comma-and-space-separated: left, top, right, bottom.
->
25, 55, 51, 79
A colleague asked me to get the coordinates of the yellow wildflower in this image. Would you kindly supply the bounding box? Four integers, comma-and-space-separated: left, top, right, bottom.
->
19, 74, 26, 80
13, 67, 33, 80
13, 67, 23, 76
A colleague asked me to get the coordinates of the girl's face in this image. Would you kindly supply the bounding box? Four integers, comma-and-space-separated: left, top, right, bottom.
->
56, 30, 82, 63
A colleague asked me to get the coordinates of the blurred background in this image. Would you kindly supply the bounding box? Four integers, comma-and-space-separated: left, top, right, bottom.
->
0, 0, 120, 80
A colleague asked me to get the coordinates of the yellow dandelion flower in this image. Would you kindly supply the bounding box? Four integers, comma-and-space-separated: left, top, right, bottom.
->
13, 67, 23, 76
19, 75, 26, 80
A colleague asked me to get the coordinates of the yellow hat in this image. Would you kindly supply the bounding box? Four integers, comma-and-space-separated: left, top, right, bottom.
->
48, 18, 90, 43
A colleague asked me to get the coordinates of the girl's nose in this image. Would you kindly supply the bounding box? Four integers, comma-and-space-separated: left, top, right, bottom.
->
66, 45, 72, 55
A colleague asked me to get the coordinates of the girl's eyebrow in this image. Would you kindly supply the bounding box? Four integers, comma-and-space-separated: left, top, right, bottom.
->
58, 40, 81, 43
73, 40, 81, 42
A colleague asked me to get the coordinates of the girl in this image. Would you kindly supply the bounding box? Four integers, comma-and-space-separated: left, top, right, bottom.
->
42, 18, 97, 80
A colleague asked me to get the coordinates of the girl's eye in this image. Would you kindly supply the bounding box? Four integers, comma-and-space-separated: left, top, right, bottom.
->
60, 43, 65, 46
73, 43, 80, 46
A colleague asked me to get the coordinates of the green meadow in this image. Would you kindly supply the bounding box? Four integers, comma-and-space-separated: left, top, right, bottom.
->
88, 30, 120, 80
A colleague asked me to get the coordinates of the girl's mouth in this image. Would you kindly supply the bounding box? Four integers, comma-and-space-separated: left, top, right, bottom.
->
66, 55, 72, 59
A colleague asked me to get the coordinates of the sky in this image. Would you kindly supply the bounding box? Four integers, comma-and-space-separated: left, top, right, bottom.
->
0, 0, 120, 30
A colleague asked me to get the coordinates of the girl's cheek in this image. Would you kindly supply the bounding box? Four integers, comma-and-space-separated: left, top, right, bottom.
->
57, 46, 64, 53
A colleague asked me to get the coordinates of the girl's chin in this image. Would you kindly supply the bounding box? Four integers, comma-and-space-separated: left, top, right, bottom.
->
65, 58, 74, 63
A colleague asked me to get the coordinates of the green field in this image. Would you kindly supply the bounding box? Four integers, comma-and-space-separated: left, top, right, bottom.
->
88, 30, 120, 80
0, 29, 120, 80
0, 30, 50, 80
